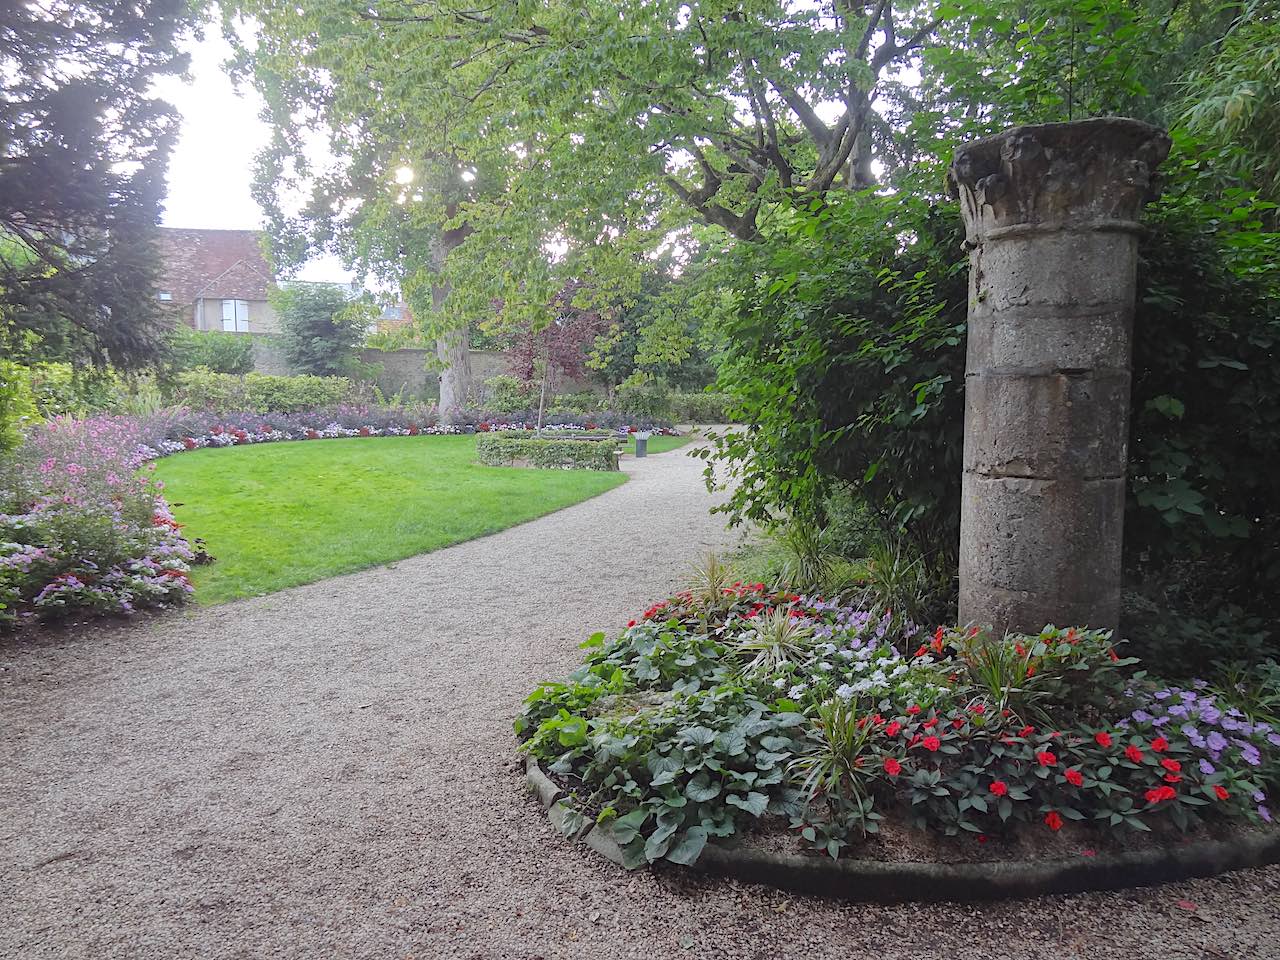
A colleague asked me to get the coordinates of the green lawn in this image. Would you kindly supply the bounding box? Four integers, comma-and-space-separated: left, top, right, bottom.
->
624, 433, 693, 456
154, 435, 627, 605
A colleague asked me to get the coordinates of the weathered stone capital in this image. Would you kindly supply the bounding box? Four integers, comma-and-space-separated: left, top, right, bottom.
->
948, 117, 1171, 243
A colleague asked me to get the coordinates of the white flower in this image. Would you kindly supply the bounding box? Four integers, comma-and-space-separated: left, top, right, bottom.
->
818, 660, 832, 671
787, 684, 807, 699
773, 678, 787, 689
835, 684, 855, 701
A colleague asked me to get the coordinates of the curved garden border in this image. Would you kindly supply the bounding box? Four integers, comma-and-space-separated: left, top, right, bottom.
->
525, 758, 1280, 902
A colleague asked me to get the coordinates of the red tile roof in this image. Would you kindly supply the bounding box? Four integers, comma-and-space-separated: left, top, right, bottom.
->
157, 228, 274, 305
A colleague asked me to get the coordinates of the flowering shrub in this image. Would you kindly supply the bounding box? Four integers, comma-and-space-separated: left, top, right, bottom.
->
126, 405, 677, 461
517, 583, 1279, 867
1, 416, 194, 626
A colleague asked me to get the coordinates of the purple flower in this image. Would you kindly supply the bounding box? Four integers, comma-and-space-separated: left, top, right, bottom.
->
1152, 715, 1171, 727
1199, 704, 1222, 724
1207, 731, 1229, 752
1221, 716, 1241, 731
1240, 745, 1262, 767
1254, 790, 1267, 803
1198, 759, 1216, 776
1167, 703, 1188, 718
1132, 709, 1153, 723
1153, 690, 1172, 701
1180, 691, 1198, 702
1260, 806, 1273, 824
1267, 733, 1280, 747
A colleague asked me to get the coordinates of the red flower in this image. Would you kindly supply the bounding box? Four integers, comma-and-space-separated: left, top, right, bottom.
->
182, 437, 197, 450
921, 736, 941, 752
989, 781, 1009, 797
1144, 785, 1176, 805
1044, 811, 1064, 831
626, 620, 636, 628
885, 721, 902, 737
1014, 642, 1026, 656
1124, 744, 1145, 763
1164, 774, 1182, 784
1065, 769, 1084, 787
1036, 751, 1057, 767
1151, 737, 1169, 753
1017, 725, 1035, 738
1026, 664, 1037, 678
1214, 785, 1230, 801
1094, 731, 1113, 748
922, 718, 938, 729
906, 705, 922, 716
883, 757, 902, 777
1160, 757, 1181, 773
970, 704, 986, 715
1108, 648, 1120, 663
914, 645, 928, 658
951, 717, 965, 729
908, 733, 922, 747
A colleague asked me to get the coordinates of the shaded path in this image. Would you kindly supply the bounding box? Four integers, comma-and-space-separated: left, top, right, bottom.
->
1, 448, 1276, 960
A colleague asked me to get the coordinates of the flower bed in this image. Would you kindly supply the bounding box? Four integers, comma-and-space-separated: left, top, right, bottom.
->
516, 582, 1279, 870
129, 406, 677, 461
476, 431, 621, 471
1, 416, 194, 627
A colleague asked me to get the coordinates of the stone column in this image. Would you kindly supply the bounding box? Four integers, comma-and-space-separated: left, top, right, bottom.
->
948, 118, 1170, 636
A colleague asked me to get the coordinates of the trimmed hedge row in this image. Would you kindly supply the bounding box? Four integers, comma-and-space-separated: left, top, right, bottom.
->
475, 431, 621, 471
170, 371, 364, 413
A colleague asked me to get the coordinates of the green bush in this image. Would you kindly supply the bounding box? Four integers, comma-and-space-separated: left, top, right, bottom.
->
273, 283, 375, 376
170, 370, 362, 413
475, 431, 620, 470
615, 380, 673, 421
170, 328, 255, 374
0, 360, 38, 452
24, 362, 123, 417
484, 374, 540, 413
548, 391, 605, 415
670, 391, 734, 423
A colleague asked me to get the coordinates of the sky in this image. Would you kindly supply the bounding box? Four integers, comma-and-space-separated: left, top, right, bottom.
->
154, 32, 352, 284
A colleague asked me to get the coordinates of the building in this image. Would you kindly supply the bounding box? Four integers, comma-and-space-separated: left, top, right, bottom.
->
156, 228, 279, 334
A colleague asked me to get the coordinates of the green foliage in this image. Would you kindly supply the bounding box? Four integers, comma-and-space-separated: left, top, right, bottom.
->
614, 381, 674, 422
669, 392, 734, 424
0, 360, 37, 453
547, 392, 605, 416
170, 371, 361, 413
272, 284, 374, 377
519, 584, 1280, 867
170, 328, 255, 375
482, 375, 540, 414
474, 432, 621, 471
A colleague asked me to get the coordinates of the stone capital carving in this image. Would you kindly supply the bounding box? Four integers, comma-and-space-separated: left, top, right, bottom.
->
948, 117, 1172, 243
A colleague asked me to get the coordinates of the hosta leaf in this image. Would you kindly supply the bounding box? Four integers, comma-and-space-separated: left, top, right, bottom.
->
665, 827, 708, 865
685, 772, 722, 803
725, 791, 769, 817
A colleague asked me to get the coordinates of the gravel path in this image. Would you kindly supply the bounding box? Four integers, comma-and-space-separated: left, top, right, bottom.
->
2, 445, 1277, 960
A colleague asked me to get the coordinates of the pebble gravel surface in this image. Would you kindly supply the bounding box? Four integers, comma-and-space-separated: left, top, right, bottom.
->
2, 445, 1278, 960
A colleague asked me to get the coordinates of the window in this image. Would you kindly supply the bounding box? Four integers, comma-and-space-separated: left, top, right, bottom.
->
221, 299, 249, 333
157, 291, 173, 301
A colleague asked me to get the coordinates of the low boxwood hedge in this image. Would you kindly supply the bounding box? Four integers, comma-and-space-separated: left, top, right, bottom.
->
476, 431, 621, 470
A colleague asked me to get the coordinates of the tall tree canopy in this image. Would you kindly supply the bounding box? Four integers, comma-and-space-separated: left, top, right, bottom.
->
225, 0, 945, 342
0, 0, 194, 369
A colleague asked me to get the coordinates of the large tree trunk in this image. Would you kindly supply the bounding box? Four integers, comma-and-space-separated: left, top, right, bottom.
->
436, 324, 471, 417
428, 220, 473, 421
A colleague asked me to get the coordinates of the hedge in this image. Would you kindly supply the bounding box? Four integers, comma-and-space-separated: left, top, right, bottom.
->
475, 431, 621, 471
670, 391, 735, 423
169, 371, 364, 413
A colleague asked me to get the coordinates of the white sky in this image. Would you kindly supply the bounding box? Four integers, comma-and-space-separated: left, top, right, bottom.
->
154, 33, 352, 284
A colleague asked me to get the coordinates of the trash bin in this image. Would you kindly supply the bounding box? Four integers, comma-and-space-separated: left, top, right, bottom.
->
634, 430, 651, 458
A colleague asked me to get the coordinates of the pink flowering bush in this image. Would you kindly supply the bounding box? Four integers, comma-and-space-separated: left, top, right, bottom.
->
1, 415, 193, 626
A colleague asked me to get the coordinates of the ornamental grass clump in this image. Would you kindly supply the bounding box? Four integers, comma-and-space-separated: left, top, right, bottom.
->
517, 579, 1279, 869
0, 415, 193, 626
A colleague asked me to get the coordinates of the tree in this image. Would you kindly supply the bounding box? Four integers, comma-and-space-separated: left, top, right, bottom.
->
225, 0, 949, 374
0, 0, 194, 369
273, 284, 374, 376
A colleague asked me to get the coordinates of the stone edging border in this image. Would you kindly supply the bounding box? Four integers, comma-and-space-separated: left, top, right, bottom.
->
525, 757, 1280, 902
